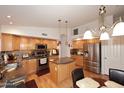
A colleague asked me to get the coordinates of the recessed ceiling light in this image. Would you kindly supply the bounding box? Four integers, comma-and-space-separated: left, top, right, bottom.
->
7, 15, 11, 18
9, 21, 13, 25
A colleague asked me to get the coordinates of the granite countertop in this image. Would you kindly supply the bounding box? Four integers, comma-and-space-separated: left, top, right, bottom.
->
0, 62, 26, 88
49, 56, 74, 64
0, 56, 46, 64
5, 63, 26, 80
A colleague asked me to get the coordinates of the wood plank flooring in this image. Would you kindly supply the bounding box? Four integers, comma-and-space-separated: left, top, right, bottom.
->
26, 68, 109, 88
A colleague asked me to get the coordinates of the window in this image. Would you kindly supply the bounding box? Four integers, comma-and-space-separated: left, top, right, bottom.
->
73, 28, 78, 35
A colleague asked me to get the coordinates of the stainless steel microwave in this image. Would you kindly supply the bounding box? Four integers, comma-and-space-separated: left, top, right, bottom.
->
35, 44, 47, 49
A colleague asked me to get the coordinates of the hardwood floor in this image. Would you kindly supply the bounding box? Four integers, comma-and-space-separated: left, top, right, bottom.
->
26, 73, 73, 88
26, 68, 109, 88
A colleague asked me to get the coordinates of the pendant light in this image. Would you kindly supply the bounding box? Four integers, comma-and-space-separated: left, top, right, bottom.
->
83, 5, 124, 40
99, 5, 110, 40
83, 5, 110, 40
100, 32, 110, 40
112, 17, 124, 36
57, 19, 61, 46
65, 20, 68, 45
83, 30, 93, 39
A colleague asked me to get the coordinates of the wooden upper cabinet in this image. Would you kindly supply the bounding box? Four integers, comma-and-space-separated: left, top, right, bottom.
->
12, 35, 20, 51
72, 40, 83, 49
40, 39, 44, 44
20, 37, 29, 50
52, 40, 57, 49
42, 39, 57, 49
1, 33, 58, 51
42, 39, 48, 45
34, 38, 41, 45
28, 38, 34, 50
28, 38, 41, 50
1, 34, 13, 51
47, 40, 57, 49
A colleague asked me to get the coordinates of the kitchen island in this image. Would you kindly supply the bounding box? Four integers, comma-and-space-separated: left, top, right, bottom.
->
49, 56, 76, 84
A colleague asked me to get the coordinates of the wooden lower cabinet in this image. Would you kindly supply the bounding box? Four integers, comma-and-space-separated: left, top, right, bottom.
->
49, 62, 75, 84
49, 62, 58, 83
22, 59, 38, 75
71, 55, 83, 67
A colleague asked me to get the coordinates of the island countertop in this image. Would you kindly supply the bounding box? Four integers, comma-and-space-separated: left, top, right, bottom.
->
49, 56, 74, 64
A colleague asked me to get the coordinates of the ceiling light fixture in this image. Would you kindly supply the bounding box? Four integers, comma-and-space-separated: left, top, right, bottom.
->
65, 20, 69, 45
7, 15, 11, 18
83, 30, 93, 39
83, 5, 124, 40
57, 19, 61, 46
99, 5, 110, 40
112, 17, 124, 36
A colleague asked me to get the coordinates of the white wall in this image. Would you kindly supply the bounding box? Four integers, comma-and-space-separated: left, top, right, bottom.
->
0, 25, 60, 40
71, 15, 113, 40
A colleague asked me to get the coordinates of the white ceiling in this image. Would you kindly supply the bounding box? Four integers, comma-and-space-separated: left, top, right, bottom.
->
0, 5, 124, 28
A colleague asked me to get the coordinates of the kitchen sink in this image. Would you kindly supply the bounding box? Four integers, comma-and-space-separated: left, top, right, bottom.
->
5, 63, 18, 72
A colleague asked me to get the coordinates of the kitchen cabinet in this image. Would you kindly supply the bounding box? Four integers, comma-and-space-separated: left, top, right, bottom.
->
47, 40, 57, 49
22, 59, 37, 75
71, 55, 83, 67
1, 33, 13, 51
28, 38, 34, 50
12, 35, 20, 51
47, 40, 52, 49
49, 62, 58, 83
40, 39, 44, 44
27, 59, 37, 74
42, 39, 57, 49
34, 38, 41, 45
49, 61, 75, 84
1, 33, 58, 51
42, 39, 48, 45
51, 40, 57, 49
20, 37, 29, 50
72, 40, 83, 49
27, 37, 41, 50
22, 60, 28, 75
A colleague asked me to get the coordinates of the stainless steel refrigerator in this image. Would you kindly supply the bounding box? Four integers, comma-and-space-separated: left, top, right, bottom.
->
83, 41, 101, 74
